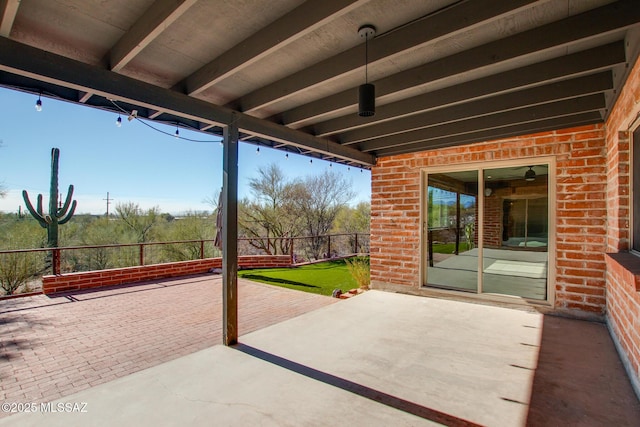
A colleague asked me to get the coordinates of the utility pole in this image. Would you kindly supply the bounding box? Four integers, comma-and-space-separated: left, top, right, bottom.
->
103, 192, 113, 216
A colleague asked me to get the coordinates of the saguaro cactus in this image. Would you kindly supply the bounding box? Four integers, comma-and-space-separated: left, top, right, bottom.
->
22, 148, 77, 247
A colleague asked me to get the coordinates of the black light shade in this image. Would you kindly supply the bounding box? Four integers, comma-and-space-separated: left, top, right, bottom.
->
358, 83, 375, 117
524, 166, 536, 181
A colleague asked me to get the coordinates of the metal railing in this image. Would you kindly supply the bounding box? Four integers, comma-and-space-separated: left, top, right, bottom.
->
238, 233, 369, 263
0, 233, 369, 296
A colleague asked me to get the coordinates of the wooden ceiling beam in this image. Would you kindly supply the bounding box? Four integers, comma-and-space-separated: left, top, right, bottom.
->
375, 113, 602, 157
341, 72, 613, 145
183, 0, 364, 96
0, 37, 375, 166
0, 0, 19, 37
360, 94, 606, 152
234, 0, 536, 112
279, 0, 640, 126
311, 41, 626, 136
109, 0, 198, 72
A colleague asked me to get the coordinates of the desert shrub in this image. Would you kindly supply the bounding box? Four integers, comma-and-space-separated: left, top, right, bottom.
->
345, 256, 370, 290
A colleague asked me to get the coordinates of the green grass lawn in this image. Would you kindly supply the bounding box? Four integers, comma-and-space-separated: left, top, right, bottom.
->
432, 242, 472, 254
238, 259, 357, 296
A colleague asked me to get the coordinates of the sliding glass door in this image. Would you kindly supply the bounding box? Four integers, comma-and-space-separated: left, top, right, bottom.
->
425, 170, 478, 292
481, 166, 548, 300
424, 162, 551, 301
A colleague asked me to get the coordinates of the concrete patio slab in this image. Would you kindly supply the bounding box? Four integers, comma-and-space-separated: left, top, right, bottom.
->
2, 290, 637, 426
0, 275, 336, 414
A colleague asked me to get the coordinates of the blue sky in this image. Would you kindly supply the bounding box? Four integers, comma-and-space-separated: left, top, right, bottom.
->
0, 87, 371, 215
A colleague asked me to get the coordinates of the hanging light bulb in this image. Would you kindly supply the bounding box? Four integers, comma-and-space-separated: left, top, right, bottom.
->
285, 153, 289, 160
524, 166, 536, 181
174, 124, 180, 137
310, 158, 313, 165
358, 25, 376, 117
348, 167, 351, 172
35, 94, 42, 112
116, 115, 122, 127
256, 145, 260, 155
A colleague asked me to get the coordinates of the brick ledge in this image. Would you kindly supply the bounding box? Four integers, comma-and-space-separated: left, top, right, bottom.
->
42, 255, 292, 294
606, 252, 640, 291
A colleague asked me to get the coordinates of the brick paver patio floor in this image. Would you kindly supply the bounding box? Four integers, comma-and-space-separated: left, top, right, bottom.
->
0, 275, 337, 416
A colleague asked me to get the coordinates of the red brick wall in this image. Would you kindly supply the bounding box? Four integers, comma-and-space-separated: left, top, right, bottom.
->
371, 159, 422, 286
604, 51, 640, 389
42, 255, 292, 294
483, 194, 502, 248
604, 50, 640, 252
606, 254, 640, 382
369, 49, 640, 390
371, 124, 608, 314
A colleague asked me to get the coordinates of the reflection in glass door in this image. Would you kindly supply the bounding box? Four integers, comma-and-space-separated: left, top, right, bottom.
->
424, 164, 550, 301
482, 166, 548, 299
425, 171, 478, 292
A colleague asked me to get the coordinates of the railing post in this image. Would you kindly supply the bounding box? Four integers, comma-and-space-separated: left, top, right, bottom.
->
139, 244, 144, 266
200, 240, 205, 259
289, 238, 294, 264
52, 248, 60, 275
354, 233, 358, 254
327, 235, 331, 258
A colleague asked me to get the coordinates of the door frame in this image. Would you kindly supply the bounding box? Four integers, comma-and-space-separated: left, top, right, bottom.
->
420, 156, 556, 305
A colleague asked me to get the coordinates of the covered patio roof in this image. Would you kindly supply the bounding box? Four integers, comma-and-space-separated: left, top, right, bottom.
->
2, 0, 640, 345
1, 0, 639, 166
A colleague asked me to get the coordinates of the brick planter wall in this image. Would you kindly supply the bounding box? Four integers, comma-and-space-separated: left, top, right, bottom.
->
371, 124, 608, 314
42, 255, 292, 294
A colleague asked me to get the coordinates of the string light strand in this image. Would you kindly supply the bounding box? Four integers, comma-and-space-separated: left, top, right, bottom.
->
108, 99, 222, 144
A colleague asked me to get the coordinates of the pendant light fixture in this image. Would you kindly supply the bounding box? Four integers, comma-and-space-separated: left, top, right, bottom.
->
524, 166, 536, 181
358, 25, 376, 117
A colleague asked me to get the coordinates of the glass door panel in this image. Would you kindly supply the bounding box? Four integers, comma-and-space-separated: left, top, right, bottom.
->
482, 166, 548, 300
426, 171, 478, 292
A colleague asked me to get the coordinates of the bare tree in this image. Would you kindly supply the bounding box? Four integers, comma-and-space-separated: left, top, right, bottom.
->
239, 163, 303, 255
238, 164, 356, 259
115, 202, 160, 243
293, 170, 355, 259
202, 192, 221, 216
